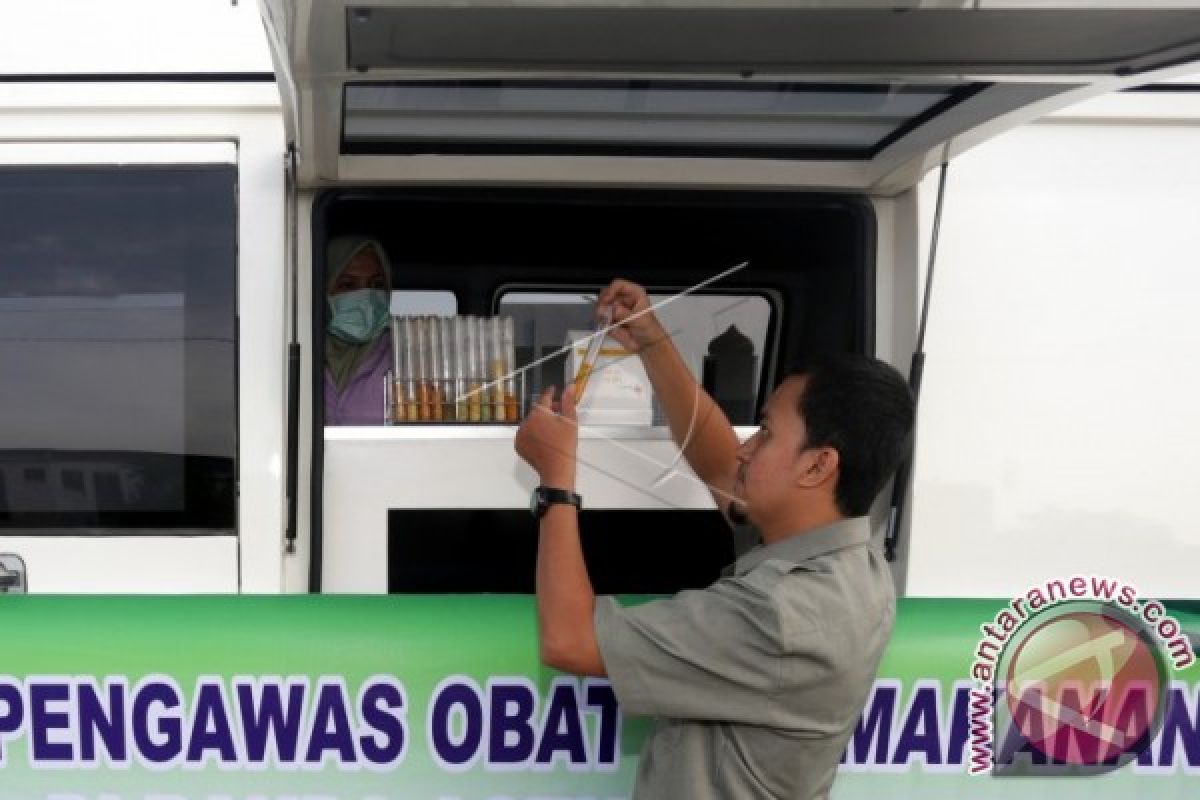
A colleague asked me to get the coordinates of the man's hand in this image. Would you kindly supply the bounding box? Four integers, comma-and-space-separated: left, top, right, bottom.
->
596, 279, 668, 353
514, 384, 579, 489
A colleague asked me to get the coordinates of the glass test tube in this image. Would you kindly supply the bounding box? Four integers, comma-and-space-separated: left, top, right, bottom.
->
488, 316, 506, 422
389, 320, 403, 424
465, 316, 482, 422
422, 316, 438, 421
454, 316, 469, 422
439, 317, 456, 421
414, 316, 431, 421
427, 316, 444, 422
502, 316, 518, 422
401, 316, 417, 422
473, 316, 490, 422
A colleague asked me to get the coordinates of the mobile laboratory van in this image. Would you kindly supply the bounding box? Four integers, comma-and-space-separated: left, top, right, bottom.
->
1, 1, 1199, 798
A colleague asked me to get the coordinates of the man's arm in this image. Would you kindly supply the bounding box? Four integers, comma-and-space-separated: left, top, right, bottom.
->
514, 385, 606, 677
597, 280, 741, 516
537, 504, 605, 676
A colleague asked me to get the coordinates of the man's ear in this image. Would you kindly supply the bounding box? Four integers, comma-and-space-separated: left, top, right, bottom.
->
795, 446, 839, 489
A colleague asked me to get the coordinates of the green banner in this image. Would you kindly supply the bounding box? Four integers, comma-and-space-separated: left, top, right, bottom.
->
0, 596, 1195, 799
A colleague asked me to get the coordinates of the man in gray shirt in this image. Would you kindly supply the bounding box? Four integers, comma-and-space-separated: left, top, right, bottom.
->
515, 279, 914, 799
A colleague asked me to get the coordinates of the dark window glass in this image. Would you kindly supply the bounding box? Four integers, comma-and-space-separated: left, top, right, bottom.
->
61, 470, 85, 495
0, 165, 237, 532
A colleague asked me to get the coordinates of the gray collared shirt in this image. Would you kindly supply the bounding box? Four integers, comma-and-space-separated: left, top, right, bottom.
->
594, 516, 895, 800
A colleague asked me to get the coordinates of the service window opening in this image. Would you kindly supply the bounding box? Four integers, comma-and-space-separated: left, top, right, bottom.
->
313, 188, 873, 594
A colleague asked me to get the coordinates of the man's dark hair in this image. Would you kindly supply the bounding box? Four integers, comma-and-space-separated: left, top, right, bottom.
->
791, 354, 915, 518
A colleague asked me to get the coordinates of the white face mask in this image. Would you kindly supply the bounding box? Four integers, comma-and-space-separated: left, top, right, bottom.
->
328, 289, 390, 343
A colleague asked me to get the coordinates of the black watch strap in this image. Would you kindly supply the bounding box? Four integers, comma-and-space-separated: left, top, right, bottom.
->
531, 486, 583, 519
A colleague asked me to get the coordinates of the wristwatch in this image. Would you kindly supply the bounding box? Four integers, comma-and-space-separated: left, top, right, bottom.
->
530, 486, 583, 519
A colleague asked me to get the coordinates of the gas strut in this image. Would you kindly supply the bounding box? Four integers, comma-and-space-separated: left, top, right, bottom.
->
284, 143, 300, 557
885, 160, 949, 563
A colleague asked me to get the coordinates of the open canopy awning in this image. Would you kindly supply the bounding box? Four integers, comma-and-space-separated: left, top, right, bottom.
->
259, 0, 1200, 191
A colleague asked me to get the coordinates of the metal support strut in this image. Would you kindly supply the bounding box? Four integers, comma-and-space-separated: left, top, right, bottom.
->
885, 160, 949, 563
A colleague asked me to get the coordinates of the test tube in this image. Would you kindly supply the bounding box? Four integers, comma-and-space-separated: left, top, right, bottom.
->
401, 316, 417, 422
475, 315, 493, 422
575, 305, 612, 403
390, 320, 403, 424
502, 316, 518, 422
427, 316, 444, 422
489, 316, 506, 422
414, 316, 430, 421
465, 316, 482, 422
439, 316, 456, 421
454, 315, 469, 422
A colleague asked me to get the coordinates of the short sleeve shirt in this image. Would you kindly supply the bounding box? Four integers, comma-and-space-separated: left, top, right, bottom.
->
594, 516, 895, 800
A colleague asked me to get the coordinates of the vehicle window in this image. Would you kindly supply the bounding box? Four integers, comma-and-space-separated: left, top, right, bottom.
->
0, 165, 237, 532
498, 289, 775, 425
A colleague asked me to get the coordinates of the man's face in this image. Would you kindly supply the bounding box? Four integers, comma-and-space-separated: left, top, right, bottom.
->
330, 248, 386, 295
731, 376, 813, 525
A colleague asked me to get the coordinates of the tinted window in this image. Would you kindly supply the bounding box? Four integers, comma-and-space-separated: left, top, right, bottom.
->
0, 166, 237, 532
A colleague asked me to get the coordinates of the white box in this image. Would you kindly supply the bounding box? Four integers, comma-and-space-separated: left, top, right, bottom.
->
564, 330, 653, 426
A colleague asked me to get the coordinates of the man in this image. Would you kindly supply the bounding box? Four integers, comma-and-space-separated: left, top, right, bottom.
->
514, 279, 915, 799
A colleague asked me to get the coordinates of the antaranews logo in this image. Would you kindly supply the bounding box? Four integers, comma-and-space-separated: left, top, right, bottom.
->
967, 575, 1195, 776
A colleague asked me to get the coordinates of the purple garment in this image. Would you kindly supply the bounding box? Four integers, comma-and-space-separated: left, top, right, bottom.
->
324, 335, 393, 425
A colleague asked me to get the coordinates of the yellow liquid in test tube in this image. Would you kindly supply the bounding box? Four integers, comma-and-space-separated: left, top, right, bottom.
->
574, 307, 612, 402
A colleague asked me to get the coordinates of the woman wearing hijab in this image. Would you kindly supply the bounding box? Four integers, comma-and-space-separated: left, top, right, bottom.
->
324, 236, 393, 425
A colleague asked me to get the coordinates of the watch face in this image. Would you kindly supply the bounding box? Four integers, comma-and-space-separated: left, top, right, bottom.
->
530, 487, 543, 517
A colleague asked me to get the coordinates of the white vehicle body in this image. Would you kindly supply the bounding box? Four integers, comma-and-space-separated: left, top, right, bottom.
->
0, 0, 283, 590
910, 87, 1200, 598
0, 1, 1197, 599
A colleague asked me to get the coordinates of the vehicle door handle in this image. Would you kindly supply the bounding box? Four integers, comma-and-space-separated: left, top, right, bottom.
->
0, 554, 27, 594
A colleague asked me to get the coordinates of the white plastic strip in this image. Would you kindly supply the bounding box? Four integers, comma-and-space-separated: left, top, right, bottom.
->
0, 141, 236, 164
